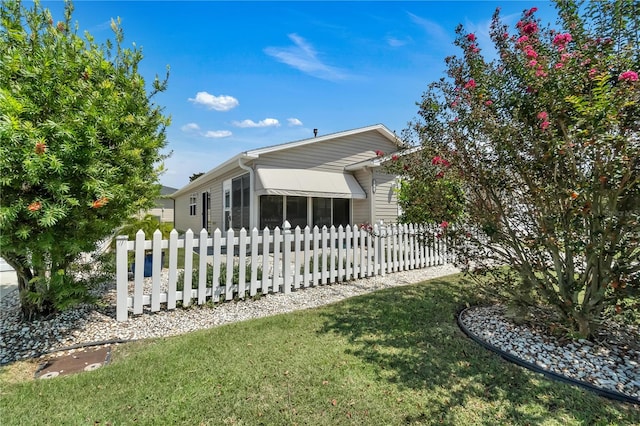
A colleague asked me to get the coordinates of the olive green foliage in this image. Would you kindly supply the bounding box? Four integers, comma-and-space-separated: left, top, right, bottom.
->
387, 150, 466, 225
411, 0, 640, 338
177, 262, 263, 291
0, 0, 170, 318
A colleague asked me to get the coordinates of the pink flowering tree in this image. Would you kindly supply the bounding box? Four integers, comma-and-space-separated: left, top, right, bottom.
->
410, 1, 639, 338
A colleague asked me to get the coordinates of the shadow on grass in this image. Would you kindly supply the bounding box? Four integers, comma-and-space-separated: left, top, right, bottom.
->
319, 275, 638, 424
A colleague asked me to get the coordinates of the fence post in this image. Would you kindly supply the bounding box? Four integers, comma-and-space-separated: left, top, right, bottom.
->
283, 221, 292, 294
373, 224, 380, 276
116, 235, 129, 322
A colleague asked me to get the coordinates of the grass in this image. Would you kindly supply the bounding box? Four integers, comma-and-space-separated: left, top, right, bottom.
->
1, 274, 638, 425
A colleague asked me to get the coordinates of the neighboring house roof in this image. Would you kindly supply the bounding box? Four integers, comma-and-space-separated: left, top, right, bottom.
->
156, 185, 178, 209
172, 124, 403, 198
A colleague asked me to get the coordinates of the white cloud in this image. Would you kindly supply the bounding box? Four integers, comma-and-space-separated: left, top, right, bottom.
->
232, 118, 281, 128
188, 92, 239, 111
287, 118, 303, 126
264, 33, 349, 81
386, 35, 412, 47
408, 12, 451, 45
181, 122, 200, 132
204, 130, 232, 138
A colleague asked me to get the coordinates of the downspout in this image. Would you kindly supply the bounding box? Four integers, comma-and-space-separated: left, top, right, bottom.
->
369, 167, 376, 225
238, 158, 255, 229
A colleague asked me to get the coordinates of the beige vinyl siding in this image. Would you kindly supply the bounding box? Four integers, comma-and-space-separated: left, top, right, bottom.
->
173, 193, 198, 232
256, 132, 398, 172
352, 168, 371, 225
208, 165, 251, 230
373, 171, 399, 224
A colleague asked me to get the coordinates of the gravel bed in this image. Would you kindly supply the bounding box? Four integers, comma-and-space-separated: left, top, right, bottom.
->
460, 305, 640, 402
1, 265, 460, 365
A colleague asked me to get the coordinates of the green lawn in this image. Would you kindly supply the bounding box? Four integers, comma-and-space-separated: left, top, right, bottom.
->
1, 274, 638, 425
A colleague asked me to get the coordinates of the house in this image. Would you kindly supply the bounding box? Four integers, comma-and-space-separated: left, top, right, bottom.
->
171, 124, 407, 233
144, 185, 178, 224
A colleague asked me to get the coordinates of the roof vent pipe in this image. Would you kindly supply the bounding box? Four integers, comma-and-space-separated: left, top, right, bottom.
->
313, 128, 318, 137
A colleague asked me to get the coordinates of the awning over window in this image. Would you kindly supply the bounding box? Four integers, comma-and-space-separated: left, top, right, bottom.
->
255, 166, 366, 199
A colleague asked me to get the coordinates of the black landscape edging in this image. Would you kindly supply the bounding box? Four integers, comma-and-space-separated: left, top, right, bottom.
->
457, 306, 640, 406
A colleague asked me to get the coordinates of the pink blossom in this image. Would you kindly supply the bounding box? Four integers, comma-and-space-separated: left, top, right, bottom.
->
555, 62, 564, 69
375, 150, 384, 157
522, 22, 538, 35
541, 121, 550, 130
525, 7, 538, 17
516, 35, 529, 44
435, 171, 445, 179
431, 156, 451, 167
528, 60, 537, 67
484, 100, 493, 106
588, 68, 598, 78
535, 68, 548, 78
537, 111, 548, 120
525, 48, 538, 59
619, 70, 638, 82
451, 101, 458, 108
464, 79, 476, 89
467, 33, 476, 42
440, 221, 449, 229
552, 33, 572, 46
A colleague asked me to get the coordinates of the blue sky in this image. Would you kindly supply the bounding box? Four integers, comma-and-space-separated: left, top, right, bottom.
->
41, 1, 559, 189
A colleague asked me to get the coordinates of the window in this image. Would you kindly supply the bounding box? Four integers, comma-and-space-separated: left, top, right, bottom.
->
189, 193, 197, 216
231, 174, 250, 230
260, 195, 283, 229
312, 197, 351, 228
312, 198, 331, 228
333, 198, 350, 227
286, 196, 307, 229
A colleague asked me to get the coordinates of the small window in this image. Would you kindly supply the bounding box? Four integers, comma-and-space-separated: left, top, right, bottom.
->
189, 193, 197, 216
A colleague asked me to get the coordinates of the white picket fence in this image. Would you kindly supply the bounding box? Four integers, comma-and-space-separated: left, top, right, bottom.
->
115, 223, 452, 321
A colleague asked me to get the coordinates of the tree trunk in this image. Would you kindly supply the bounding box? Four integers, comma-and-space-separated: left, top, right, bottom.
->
3, 254, 50, 320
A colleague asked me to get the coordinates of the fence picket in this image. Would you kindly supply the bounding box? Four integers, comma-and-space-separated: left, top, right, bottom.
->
250, 228, 259, 296
345, 225, 352, 280
225, 228, 235, 301
183, 230, 194, 305
238, 228, 247, 298
272, 227, 281, 293
337, 226, 344, 282
167, 229, 178, 310
303, 226, 311, 287
321, 226, 328, 284
312, 226, 320, 286
212, 229, 222, 302
261, 228, 270, 294
197, 229, 209, 304
151, 230, 163, 312
133, 230, 145, 314
329, 226, 337, 283
283, 223, 292, 294
294, 226, 302, 289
